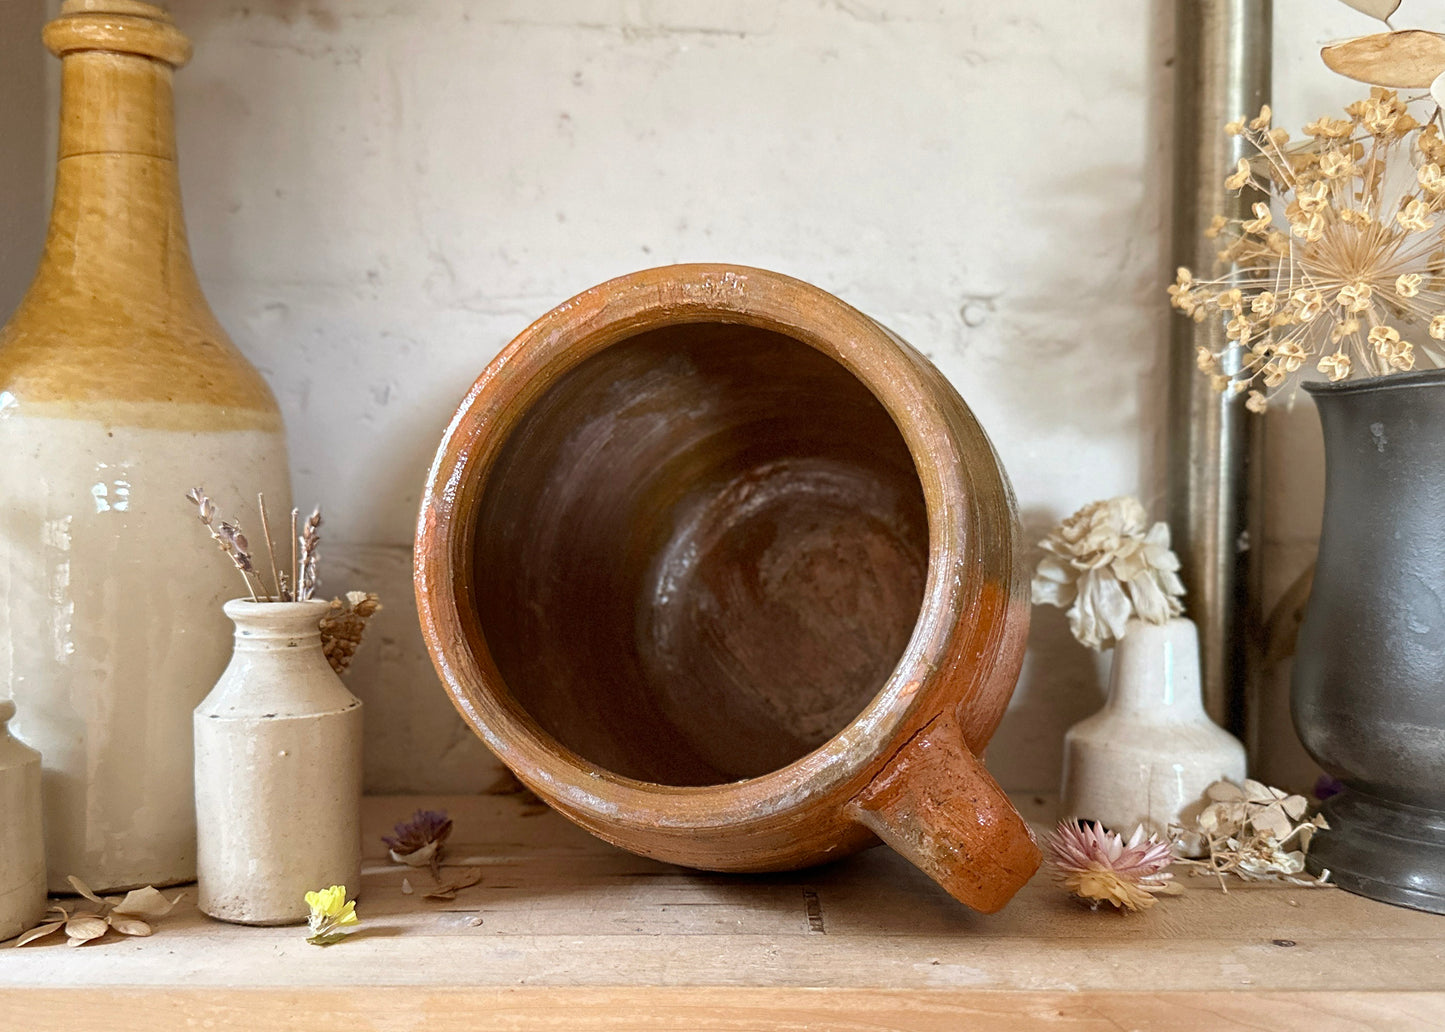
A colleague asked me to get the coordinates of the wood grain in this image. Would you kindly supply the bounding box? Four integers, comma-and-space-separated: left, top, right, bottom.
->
0, 794, 1441, 1030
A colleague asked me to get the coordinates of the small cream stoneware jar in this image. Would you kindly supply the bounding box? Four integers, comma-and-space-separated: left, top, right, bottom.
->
1061, 617, 1246, 851
0, 700, 45, 941
194, 600, 362, 925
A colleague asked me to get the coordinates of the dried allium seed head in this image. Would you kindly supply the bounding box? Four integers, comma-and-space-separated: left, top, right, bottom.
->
1171, 89, 1445, 407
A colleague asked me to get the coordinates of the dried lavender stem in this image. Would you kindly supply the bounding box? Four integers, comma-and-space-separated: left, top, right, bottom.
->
258, 493, 283, 602
291, 508, 299, 602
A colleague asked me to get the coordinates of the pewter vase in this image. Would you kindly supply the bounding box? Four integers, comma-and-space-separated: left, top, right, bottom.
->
1295, 368, 1445, 913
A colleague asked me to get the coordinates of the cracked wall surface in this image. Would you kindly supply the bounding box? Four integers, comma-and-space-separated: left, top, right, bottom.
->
2, 0, 1436, 793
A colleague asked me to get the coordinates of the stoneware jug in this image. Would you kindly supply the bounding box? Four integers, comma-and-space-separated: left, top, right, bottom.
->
0, 1, 291, 891
416, 264, 1039, 912
194, 600, 363, 925
1061, 617, 1246, 851
0, 701, 45, 942
1296, 368, 1445, 913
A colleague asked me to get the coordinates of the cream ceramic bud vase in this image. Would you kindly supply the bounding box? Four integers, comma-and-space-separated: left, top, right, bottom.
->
1061, 617, 1246, 848
194, 600, 362, 925
0, 702, 45, 942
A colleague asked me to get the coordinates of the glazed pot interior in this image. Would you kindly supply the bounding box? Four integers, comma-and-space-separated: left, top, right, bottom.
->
471, 321, 929, 786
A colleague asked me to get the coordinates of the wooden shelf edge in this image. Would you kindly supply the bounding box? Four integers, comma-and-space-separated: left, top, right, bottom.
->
3, 986, 1442, 1032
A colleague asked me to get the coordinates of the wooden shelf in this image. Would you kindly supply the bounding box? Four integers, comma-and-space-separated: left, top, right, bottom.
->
3, 792, 1442, 1031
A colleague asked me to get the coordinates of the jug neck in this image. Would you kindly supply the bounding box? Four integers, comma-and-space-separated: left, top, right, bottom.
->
223, 599, 332, 656
1104, 617, 1208, 722
37, 3, 198, 300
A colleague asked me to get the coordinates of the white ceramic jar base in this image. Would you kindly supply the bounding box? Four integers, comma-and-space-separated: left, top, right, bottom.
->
1060, 617, 1246, 851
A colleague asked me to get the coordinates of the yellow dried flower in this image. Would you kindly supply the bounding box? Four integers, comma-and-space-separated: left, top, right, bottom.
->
305, 885, 359, 946
1420, 163, 1445, 194
1246, 390, 1268, 413
1295, 181, 1328, 214
1195, 346, 1218, 373
1432, 315, 1445, 340
1202, 213, 1229, 239
1275, 340, 1307, 372
1249, 104, 1272, 130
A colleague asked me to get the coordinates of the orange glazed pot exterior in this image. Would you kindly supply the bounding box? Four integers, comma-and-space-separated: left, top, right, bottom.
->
415, 265, 1039, 912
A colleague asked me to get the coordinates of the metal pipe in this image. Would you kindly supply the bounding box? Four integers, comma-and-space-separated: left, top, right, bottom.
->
1167, 0, 1271, 737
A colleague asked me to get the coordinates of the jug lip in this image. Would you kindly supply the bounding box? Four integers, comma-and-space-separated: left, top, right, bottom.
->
416, 263, 1026, 831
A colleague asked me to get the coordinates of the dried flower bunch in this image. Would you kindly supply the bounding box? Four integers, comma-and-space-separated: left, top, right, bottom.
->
1031, 497, 1186, 650
319, 591, 383, 676
304, 884, 359, 946
1173, 779, 1331, 888
383, 808, 452, 876
1170, 90, 1445, 410
186, 488, 323, 603
14, 876, 182, 948
1046, 821, 1180, 912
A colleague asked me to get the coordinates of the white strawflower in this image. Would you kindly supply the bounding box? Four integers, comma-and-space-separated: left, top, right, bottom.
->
1031, 496, 1185, 650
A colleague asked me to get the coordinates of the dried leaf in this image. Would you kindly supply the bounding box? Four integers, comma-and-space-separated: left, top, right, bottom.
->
1337, 0, 1401, 22
66, 875, 102, 904
1252, 804, 1294, 841
1282, 794, 1309, 820
13, 921, 64, 947
112, 886, 181, 919
64, 914, 109, 946
423, 867, 482, 901
106, 914, 152, 937
1322, 30, 1445, 88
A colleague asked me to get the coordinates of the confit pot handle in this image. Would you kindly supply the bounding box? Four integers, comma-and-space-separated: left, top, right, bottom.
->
848, 715, 1041, 913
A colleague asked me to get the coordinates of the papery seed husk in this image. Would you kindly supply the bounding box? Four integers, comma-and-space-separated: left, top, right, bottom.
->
13, 921, 65, 947
113, 886, 181, 919
1322, 30, 1445, 88
66, 874, 103, 903
106, 914, 153, 937
64, 914, 109, 945
1337, 0, 1401, 21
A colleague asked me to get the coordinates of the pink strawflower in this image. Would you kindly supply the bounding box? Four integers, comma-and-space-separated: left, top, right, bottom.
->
1047, 819, 1178, 911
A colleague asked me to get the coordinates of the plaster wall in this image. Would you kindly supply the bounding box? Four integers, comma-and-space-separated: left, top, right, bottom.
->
2, 0, 1436, 794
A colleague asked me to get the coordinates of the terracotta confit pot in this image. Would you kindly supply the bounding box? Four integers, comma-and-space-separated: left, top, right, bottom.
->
416, 265, 1039, 912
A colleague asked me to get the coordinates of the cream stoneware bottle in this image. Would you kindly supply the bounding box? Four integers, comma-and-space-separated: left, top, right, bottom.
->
194, 600, 363, 926
1061, 617, 1247, 851
0, 2, 291, 891
0, 701, 45, 941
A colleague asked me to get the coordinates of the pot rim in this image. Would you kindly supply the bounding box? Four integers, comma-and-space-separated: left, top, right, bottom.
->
414, 263, 1023, 832
1303, 366, 1445, 397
